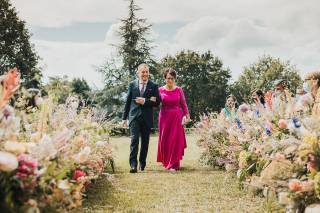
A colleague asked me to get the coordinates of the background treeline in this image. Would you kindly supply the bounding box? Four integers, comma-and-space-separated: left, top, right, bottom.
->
1, 0, 302, 123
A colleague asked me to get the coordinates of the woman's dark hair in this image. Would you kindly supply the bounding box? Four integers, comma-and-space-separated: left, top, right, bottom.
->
253, 89, 266, 105
226, 95, 239, 108
163, 68, 177, 79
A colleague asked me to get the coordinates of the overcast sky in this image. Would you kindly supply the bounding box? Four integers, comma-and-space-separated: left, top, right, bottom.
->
12, 0, 320, 88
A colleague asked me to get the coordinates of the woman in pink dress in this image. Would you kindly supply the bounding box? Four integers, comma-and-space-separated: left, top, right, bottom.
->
157, 68, 190, 172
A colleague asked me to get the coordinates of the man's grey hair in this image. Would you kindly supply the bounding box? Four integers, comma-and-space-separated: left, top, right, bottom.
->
137, 63, 149, 73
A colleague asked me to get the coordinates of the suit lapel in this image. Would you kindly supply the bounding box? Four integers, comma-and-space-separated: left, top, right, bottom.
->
134, 80, 140, 95
143, 81, 152, 97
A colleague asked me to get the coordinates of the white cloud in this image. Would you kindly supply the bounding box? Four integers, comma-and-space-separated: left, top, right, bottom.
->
13, 0, 320, 28
33, 40, 112, 88
104, 23, 121, 45
13, 0, 127, 27
154, 12, 320, 80
12, 0, 320, 85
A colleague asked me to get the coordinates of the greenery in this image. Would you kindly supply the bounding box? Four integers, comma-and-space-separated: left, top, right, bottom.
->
230, 55, 302, 103
0, 0, 42, 88
44, 76, 93, 105
71, 78, 92, 104
118, 0, 154, 76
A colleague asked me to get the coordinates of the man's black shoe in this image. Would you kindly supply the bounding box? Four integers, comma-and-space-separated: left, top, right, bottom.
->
139, 165, 145, 171
130, 167, 137, 173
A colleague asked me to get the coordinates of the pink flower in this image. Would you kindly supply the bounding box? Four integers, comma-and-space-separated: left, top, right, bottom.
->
307, 162, 317, 171
196, 122, 204, 128
1, 105, 14, 119
289, 179, 302, 192
18, 164, 32, 175
308, 153, 316, 162
239, 104, 249, 113
73, 169, 86, 181
278, 119, 287, 129
15, 154, 39, 190
202, 116, 209, 124
16, 172, 28, 178
18, 154, 38, 169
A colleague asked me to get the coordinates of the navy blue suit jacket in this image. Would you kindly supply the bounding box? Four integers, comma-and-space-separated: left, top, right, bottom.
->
122, 80, 160, 129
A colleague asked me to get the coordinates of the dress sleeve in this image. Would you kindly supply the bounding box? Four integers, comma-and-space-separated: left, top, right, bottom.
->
179, 87, 189, 116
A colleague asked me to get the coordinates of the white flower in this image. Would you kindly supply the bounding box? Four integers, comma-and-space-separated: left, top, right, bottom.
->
4, 141, 26, 155
57, 179, 71, 190
0, 151, 18, 172
30, 135, 57, 160
96, 141, 107, 147
74, 146, 91, 164
52, 129, 73, 150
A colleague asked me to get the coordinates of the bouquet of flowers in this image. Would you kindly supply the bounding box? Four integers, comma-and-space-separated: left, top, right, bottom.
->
197, 95, 320, 211
0, 68, 114, 212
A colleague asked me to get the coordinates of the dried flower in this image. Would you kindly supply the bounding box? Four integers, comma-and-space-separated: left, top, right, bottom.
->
73, 169, 87, 181
278, 119, 287, 129
239, 104, 249, 113
4, 141, 27, 155
289, 179, 302, 192
0, 68, 20, 109
0, 151, 18, 172
57, 179, 71, 190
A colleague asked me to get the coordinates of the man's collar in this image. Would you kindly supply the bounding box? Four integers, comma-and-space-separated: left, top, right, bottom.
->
139, 79, 148, 84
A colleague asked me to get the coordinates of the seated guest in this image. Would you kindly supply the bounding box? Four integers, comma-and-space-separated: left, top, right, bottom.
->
295, 87, 305, 102
272, 79, 290, 118
303, 71, 320, 116
251, 89, 266, 117
220, 95, 238, 120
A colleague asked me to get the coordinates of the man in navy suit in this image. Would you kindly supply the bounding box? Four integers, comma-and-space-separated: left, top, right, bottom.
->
122, 63, 160, 173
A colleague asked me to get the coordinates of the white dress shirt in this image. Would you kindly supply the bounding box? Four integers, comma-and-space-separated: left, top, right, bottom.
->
138, 80, 148, 104
139, 80, 148, 93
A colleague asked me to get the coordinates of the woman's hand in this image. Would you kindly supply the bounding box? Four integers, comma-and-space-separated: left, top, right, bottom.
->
184, 115, 191, 124
150, 96, 157, 102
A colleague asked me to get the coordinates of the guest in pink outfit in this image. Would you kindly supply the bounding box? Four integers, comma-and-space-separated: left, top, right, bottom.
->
156, 68, 190, 172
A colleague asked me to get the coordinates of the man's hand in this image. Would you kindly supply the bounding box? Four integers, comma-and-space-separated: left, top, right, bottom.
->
122, 120, 128, 128
135, 97, 145, 105
150, 96, 156, 102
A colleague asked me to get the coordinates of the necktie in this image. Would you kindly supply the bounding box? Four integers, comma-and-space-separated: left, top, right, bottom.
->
140, 82, 145, 96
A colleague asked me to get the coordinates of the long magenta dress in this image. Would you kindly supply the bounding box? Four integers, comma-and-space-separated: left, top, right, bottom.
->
157, 86, 189, 170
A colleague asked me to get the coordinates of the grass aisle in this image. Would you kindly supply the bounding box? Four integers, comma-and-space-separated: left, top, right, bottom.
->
82, 135, 274, 213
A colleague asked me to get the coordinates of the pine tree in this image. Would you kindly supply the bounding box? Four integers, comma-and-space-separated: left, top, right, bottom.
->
0, 0, 42, 88
118, 0, 154, 76
97, 0, 155, 114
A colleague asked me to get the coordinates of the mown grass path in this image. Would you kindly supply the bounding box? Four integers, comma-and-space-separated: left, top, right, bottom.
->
82, 135, 277, 213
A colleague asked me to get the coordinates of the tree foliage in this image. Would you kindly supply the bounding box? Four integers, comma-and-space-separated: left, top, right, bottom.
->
0, 0, 41, 88
118, 0, 154, 76
161, 50, 231, 120
97, 0, 155, 115
44, 76, 92, 105
230, 55, 302, 103
71, 78, 91, 101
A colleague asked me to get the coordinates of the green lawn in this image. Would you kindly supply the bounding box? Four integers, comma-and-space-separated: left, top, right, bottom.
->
82, 135, 280, 213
